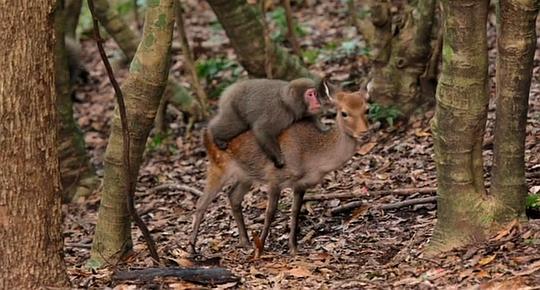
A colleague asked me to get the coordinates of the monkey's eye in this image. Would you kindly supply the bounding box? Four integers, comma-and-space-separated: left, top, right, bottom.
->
341, 111, 349, 118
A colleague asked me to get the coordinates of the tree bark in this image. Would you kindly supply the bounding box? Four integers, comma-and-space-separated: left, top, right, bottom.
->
429, 0, 493, 253
362, 0, 437, 116
492, 0, 539, 222
56, 0, 100, 202
206, 0, 312, 80
89, 0, 176, 267
0, 1, 70, 288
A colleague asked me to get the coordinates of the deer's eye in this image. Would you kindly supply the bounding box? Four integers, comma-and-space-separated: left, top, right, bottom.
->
341, 111, 349, 118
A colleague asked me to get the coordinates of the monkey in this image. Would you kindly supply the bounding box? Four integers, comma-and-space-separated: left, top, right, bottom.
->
208, 77, 337, 168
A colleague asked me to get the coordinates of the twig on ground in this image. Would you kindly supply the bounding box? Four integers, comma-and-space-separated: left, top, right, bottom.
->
88, 0, 160, 264
305, 187, 437, 201
148, 183, 203, 197
113, 267, 239, 285
331, 196, 437, 215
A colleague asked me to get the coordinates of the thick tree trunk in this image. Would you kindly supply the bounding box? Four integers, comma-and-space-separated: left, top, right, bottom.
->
89, 0, 176, 267
206, 0, 312, 80
362, 0, 437, 116
492, 0, 538, 222
429, 0, 493, 253
56, 0, 99, 202
0, 1, 69, 288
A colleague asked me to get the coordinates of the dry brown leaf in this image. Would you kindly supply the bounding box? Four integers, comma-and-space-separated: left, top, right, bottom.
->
287, 266, 312, 278
357, 142, 377, 155
478, 254, 496, 266
492, 219, 518, 241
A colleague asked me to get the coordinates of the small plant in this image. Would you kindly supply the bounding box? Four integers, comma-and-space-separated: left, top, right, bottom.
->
302, 49, 320, 65
196, 57, 242, 99
368, 103, 403, 127
526, 194, 540, 210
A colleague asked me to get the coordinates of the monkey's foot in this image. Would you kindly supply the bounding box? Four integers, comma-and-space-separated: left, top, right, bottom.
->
273, 158, 285, 169
214, 139, 229, 150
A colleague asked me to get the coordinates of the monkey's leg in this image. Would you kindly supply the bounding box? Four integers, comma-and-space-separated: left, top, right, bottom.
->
288, 187, 306, 255
227, 180, 252, 248
257, 185, 281, 257
209, 112, 248, 150
189, 166, 226, 254
253, 125, 285, 168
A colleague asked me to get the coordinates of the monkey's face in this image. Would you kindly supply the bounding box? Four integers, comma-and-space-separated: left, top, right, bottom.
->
304, 88, 321, 114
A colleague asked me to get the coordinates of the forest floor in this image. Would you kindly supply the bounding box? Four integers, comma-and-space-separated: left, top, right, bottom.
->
65, 1, 540, 289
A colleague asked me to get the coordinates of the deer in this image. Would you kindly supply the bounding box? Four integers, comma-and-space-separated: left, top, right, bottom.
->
189, 91, 369, 256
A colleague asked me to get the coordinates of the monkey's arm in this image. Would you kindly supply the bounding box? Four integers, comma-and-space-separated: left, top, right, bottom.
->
252, 124, 285, 168
307, 115, 330, 132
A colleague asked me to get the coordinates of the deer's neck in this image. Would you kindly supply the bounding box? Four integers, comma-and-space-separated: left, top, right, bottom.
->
315, 127, 357, 170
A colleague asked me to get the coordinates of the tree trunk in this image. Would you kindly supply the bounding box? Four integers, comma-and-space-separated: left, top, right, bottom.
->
89, 0, 176, 267
492, 0, 538, 222
93, 0, 201, 120
93, 0, 140, 60
429, 0, 493, 253
206, 0, 312, 80
65, 0, 83, 39
361, 0, 437, 116
0, 1, 69, 288
56, 0, 100, 202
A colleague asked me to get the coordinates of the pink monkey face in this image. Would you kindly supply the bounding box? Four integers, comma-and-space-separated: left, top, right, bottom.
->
304, 88, 321, 113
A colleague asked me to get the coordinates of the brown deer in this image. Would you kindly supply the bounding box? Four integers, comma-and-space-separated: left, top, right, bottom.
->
190, 91, 369, 255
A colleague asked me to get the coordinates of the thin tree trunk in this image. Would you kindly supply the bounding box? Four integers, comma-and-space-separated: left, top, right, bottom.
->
93, 0, 140, 60
65, 0, 83, 39
428, 0, 493, 254
89, 0, 176, 267
281, 0, 301, 57
93, 0, 201, 120
361, 0, 437, 116
492, 0, 538, 222
175, 1, 209, 117
0, 1, 69, 288
206, 0, 312, 80
56, 0, 100, 202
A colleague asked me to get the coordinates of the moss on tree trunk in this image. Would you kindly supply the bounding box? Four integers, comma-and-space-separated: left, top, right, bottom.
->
207, 0, 312, 80
0, 1, 70, 287
89, 0, 176, 267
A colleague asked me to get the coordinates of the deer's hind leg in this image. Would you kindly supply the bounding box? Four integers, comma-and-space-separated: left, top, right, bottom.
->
227, 180, 253, 248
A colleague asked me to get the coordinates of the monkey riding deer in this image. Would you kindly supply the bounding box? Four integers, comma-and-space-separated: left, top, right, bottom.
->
208, 77, 336, 168
190, 91, 369, 256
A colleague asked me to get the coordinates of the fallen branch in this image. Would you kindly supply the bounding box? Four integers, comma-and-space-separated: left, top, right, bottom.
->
148, 183, 203, 197
305, 187, 437, 201
88, 0, 159, 263
331, 196, 437, 215
113, 267, 239, 285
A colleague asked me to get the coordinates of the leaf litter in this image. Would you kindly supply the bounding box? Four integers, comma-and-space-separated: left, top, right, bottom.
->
65, 1, 540, 289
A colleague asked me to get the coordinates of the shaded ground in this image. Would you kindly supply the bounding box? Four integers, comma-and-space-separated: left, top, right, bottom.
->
64, 1, 540, 289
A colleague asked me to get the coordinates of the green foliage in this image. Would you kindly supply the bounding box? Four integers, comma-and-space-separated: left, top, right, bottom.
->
302, 49, 320, 65
116, 0, 135, 16
526, 194, 540, 210
368, 103, 403, 127
196, 57, 242, 99
147, 131, 178, 154
268, 7, 307, 43
319, 39, 370, 62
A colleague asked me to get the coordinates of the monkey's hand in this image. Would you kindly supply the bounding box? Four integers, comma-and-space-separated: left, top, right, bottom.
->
315, 122, 330, 132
